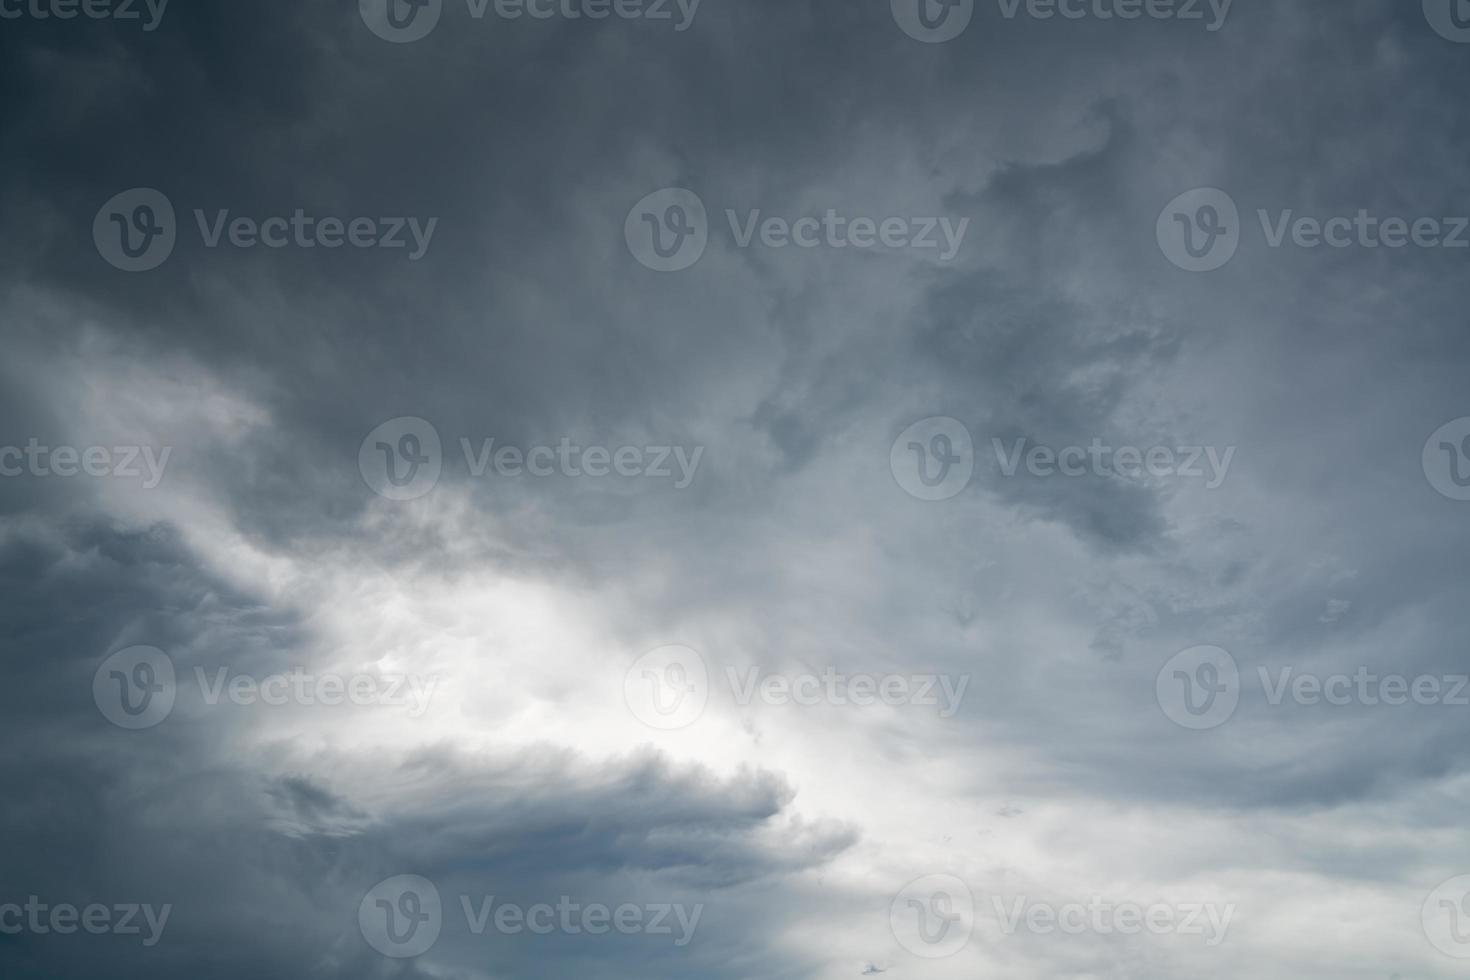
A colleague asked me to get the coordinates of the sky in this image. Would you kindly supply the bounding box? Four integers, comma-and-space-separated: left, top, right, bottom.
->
2, 0, 1470, 977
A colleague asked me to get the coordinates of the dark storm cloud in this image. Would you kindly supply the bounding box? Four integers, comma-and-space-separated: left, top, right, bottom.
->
0, 513, 847, 979
5, 0, 1470, 977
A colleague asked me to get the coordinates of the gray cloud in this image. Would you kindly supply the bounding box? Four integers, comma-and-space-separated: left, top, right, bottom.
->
3, 1, 1470, 977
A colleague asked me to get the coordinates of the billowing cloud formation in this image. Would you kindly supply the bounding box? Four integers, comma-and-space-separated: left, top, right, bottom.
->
2, 1, 1470, 978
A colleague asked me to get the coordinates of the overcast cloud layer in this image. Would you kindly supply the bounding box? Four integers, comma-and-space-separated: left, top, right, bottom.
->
3, 1, 1470, 977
